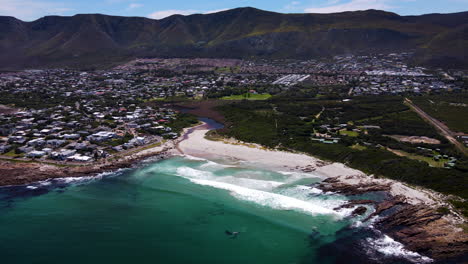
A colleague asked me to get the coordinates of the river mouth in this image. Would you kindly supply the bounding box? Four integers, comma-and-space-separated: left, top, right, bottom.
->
0, 154, 431, 264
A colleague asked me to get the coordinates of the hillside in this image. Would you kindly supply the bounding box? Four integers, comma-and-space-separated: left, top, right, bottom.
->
0, 7, 467, 70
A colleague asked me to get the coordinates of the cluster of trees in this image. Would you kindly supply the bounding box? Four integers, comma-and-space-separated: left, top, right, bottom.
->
217, 96, 468, 216
165, 113, 199, 134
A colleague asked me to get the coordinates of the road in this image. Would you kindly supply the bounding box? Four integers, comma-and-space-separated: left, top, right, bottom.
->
404, 98, 467, 156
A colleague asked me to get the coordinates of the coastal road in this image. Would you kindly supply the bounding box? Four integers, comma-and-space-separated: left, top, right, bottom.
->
404, 98, 467, 156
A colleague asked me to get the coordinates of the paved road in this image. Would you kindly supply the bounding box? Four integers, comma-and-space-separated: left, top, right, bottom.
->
405, 98, 467, 156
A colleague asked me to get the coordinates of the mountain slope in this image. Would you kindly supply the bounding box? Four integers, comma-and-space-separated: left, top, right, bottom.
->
0, 7, 467, 70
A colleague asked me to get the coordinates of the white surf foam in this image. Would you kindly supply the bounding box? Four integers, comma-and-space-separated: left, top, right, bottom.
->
36, 169, 126, 187
366, 235, 433, 263
176, 166, 284, 191
218, 176, 284, 191
277, 185, 347, 212
26, 186, 38, 190
183, 155, 209, 161
279, 171, 325, 182
189, 178, 339, 216
176, 166, 214, 180
199, 160, 235, 170
309, 187, 323, 195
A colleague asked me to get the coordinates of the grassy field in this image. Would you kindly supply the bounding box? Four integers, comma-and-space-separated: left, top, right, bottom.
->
388, 148, 450, 168
350, 144, 367, 151
412, 94, 468, 133
221, 93, 272, 100
339, 129, 359, 137
222, 93, 272, 100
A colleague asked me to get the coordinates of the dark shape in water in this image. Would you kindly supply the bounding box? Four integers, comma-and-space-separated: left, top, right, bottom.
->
225, 230, 240, 239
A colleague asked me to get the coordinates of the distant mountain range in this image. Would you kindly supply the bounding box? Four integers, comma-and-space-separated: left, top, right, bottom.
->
0, 7, 467, 70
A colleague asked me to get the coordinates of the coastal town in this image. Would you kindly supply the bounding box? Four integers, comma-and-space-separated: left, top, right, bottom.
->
1, 5, 468, 264
0, 53, 465, 166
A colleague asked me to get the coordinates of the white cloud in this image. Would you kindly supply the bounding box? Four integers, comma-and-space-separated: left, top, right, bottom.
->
128, 3, 143, 10
148, 9, 198, 19
305, 0, 392, 13
0, 0, 72, 21
285, 1, 302, 10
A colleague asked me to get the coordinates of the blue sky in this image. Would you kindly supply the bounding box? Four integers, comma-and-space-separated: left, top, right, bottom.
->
2, 0, 467, 21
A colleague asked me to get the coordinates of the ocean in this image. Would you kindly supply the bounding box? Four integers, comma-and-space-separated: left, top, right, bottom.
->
0, 155, 432, 264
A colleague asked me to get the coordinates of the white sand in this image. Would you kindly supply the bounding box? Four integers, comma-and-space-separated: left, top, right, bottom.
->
177, 125, 440, 206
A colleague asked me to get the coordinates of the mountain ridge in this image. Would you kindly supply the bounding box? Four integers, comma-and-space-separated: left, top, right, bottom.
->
1, 7, 467, 70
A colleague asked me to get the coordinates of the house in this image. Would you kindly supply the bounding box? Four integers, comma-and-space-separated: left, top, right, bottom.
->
50, 149, 77, 160
63, 134, 81, 140
8, 136, 26, 144
163, 132, 178, 139
47, 139, 67, 148
86, 131, 117, 142
17, 146, 34, 153
27, 151, 46, 158
42, 148, 53, 154
0, 144, 12, 153
129, 137, 146, 146
67, 154, 92, 162
40, 129, 52, 135
27, 138, 46, 147
127, 122, 139, 129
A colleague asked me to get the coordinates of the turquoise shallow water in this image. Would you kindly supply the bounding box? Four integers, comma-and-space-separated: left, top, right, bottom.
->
0, 156, 427, 264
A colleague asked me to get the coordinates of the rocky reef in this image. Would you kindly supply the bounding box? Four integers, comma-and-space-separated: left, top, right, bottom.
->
318, 177, 468, 263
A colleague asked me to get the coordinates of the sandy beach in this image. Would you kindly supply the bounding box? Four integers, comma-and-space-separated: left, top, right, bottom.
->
177, 125, 442, 206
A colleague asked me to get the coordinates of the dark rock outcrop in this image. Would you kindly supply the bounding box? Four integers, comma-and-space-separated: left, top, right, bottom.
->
352, 206, 368, 216
317, 177, 468, 262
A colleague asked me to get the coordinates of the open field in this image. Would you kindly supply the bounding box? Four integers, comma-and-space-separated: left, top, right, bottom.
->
339, 129, 359, 137
388, 148, 450, 168
405, 98, 468, 156
411, 94, 468, 134
221, 93, 272, 100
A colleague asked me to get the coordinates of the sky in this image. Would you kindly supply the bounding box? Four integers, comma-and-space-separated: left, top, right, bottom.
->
1, 0, 467, 21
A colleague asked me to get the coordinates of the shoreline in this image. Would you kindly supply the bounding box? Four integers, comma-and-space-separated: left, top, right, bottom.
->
176, 123, 468, 262
0, 121, 466, 261
0, 123, 203, 187
177, 125, 444, 206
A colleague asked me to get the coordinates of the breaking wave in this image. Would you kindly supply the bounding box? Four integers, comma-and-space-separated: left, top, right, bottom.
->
190, 178, 339, 216
175, 165, 346, 217
365, 234, 433, 263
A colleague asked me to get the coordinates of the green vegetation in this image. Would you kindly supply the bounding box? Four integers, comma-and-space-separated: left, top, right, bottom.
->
216, 95, 468, 216
350, 144, 367, 151
221, 93, 272, 101
166, 113, 199, 134
412, 94, 468, 133
2, 9, 467, 70
340, 130, 359, 137
437, 207, 451, 215
449, 199, 468, 219
389, 149, 450, 168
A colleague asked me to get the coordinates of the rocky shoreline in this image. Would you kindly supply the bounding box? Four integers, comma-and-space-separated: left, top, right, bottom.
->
0, 122, 208, 187
0, 122, 466, 263
317, 177, 468, 263
0, 150, 172, 187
